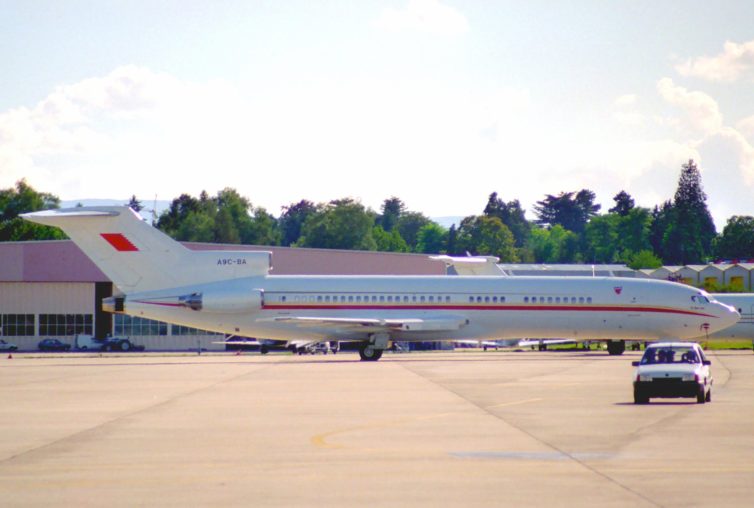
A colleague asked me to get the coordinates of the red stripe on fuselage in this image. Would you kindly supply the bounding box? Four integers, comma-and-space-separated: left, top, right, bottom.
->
101, 233, 139, 252
261, 304, 718, 318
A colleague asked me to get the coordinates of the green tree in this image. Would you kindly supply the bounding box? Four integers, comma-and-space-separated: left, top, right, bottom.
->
584, 214, 619, 263
279, 200, 317, 247
127, 195, 144, 212
608, 190, 635, 216
483, 192, 531, 247
396, 211, 431, 251
714, 216, 754, 260
661, 160, 717, 264
626, 250, 663, 270
298, 199, 377, 250
0, 180, 65, 241
157, 189, 278, 245
372, 225, 409, 252
416, 223, 449, 254
615, 207, 652, 256
377, 197, 406, 232
533, 189, 600, 233
527, 225, 580, 263
456, 216, 519, 262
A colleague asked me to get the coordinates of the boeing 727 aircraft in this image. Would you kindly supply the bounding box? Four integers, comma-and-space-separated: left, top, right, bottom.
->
23, 207, 740, 360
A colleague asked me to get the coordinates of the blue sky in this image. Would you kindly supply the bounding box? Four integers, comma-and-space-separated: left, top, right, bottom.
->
2, 1, 754, 229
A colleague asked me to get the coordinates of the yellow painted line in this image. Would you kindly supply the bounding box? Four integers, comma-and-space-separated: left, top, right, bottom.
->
485, 398, 543, 409
311, 412, 455, 449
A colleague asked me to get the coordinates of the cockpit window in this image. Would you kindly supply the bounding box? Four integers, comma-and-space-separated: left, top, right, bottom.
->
691, 294, 710, 304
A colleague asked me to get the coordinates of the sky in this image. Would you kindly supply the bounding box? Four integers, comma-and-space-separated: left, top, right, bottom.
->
2, 1, 754, 229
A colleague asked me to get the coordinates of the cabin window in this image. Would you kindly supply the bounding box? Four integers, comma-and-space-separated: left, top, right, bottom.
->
420, 296, 426, 302
587, 297, 592, 304
524, 297, 529, 303
579, 297, 585, 304
428, 296, 434, 303
281, 296, 287, 302
500, 296, 506, 303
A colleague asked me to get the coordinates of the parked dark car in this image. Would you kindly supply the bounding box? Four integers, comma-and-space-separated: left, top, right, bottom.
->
38, 338, 72, 351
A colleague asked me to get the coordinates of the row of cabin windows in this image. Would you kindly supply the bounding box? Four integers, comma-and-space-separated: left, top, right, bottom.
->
276, 294, 507, 304
524, 296, 592, 304
468, 296, 507, 303
279, 294, 453, 304
274, 294, 593, 305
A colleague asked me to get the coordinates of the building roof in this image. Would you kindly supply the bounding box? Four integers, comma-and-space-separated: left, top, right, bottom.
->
0, 240, 444, 283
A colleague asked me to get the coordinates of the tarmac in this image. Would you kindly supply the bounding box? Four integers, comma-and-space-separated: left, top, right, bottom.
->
1, 349, 754, 507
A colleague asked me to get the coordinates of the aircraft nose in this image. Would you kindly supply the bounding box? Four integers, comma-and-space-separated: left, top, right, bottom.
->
718, 302, 740, 329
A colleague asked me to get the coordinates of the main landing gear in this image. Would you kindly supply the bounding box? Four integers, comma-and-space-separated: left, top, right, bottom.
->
606, 340, 626, 356
358, 345, 383, 361
359, 333, 389, 362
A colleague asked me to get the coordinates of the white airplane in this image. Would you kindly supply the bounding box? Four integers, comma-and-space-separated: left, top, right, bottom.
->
22, 207, 740, 361
708, 294, 754, 341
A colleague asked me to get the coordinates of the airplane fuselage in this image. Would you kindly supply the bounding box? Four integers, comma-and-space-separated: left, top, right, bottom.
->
118, 274, 736, 343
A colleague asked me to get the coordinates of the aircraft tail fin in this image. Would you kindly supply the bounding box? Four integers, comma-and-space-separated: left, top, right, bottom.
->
22, 207, 271, 293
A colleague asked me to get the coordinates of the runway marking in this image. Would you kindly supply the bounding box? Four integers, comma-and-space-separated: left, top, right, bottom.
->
311, 398, 542, 449
485, 398, 543, 409
311, 412, 455, 449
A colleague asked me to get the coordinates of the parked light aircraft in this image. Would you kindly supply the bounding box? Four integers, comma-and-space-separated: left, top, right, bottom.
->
23, 207, 740, 360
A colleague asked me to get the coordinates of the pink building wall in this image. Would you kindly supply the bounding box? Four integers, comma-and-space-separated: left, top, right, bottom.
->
0, 241, 444, 283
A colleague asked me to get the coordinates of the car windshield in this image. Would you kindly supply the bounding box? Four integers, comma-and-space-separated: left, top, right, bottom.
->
641, 346, 700, 365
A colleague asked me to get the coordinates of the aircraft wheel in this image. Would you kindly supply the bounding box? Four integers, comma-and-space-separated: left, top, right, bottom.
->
260, 345, 269, 355
607, 340, 626, 356
359, 345, 383, 361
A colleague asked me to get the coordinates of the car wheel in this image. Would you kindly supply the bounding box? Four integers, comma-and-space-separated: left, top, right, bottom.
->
697, 386, 706, 404
633, 389, 649, 404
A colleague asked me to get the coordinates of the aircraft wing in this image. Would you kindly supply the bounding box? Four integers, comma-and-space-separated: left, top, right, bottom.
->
261, 316, 469, 333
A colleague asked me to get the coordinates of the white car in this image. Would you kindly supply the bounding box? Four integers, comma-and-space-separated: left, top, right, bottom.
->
0, 339, 18, 352
632, 342, 712, 404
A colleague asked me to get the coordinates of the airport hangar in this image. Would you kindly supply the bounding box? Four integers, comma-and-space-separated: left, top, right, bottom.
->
0, 240, 442, 351
2, 240, 754, 351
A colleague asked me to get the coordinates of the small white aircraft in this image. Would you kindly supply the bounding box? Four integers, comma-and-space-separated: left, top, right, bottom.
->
23, 207, 740, 361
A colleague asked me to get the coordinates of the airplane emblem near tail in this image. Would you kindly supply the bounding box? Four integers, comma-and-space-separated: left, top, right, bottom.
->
101, 233, 139, 252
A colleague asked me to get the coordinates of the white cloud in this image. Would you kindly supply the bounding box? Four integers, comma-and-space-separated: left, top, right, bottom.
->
676, 39, 754, 82
374, 0, 469, 36
612, 94, 645, 127
736, 114, 754, 141
656, 77, 723, 136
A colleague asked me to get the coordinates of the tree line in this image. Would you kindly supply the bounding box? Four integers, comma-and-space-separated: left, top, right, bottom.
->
3, 160, 754, 270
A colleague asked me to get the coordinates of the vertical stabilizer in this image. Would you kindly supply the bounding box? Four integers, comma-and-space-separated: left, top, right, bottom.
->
22, 206, 271, 293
